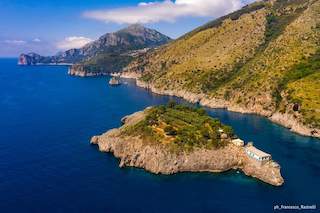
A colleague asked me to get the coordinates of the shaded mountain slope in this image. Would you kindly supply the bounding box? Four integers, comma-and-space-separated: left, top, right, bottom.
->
19, 24, 171, 75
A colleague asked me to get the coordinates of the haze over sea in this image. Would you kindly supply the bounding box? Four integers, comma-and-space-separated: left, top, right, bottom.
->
0, 58, 319, 213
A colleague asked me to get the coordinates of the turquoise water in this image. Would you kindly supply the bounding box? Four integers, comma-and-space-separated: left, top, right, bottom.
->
0, 58, 319, 212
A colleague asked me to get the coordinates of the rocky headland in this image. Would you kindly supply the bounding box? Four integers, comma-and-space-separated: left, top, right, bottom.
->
68, 65, 109, 77
91, 105, 284, 186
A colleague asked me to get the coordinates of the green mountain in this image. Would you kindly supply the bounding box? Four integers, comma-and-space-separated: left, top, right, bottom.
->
122, 0, 320, 138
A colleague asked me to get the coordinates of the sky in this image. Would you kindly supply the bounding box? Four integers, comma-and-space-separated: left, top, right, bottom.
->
0, 0, 255, 57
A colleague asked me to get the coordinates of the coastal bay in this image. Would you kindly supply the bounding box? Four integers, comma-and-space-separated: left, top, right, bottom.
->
1, 59, 319, 212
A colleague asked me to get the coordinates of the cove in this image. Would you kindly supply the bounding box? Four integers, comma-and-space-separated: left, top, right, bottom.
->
0, 59, 319, 213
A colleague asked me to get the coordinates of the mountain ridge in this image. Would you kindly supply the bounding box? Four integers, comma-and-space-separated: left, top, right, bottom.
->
119, 0, 320, 138
18, 25, 171, 71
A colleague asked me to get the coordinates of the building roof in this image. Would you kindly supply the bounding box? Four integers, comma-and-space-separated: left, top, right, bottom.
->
232, 139, 244, 143
245, 146, 271, 158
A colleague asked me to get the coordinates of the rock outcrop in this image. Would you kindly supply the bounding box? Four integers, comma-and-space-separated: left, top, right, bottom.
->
18, 53, 45, 65
18, 49, 85, 65
91, 109, 284, 186
68, 65, 109, 77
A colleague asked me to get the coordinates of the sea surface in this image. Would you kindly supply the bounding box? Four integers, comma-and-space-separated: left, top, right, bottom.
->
0, 58, 319, 213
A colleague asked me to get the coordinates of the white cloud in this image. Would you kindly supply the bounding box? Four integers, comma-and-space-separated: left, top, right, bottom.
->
84, 0, 253, 24
56, 36, 93, 50
33, 38, 41, 42
4, 40, 26, 45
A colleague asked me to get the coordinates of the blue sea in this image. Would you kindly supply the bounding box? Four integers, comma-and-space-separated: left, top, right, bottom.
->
0, 58, 319, 213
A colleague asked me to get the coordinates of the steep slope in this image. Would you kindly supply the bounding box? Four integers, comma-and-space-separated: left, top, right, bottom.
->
121, 0, 320, 138
19, 24, 171, 75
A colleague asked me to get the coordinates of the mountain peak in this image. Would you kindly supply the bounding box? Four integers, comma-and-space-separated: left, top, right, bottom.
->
115, 24, 171, 43
18, 24, 171, 66
127, 23, 145, 30
117, 24, 150, 34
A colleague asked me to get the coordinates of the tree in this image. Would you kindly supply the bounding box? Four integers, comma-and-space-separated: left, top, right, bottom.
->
222, 125, 234, 136
164, 125, 177, 136
167, 100, 177, 108
197, 108, 207, 116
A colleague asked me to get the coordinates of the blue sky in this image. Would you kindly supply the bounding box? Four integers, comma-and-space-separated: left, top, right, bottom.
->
0, 0, 254, 57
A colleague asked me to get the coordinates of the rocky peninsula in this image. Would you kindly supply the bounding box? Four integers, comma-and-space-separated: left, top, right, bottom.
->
91, 104, 284, 186
68, 65, 109, 77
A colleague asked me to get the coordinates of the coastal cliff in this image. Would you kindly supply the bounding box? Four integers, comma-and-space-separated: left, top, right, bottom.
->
68, 65, 109, 77
136, 78, 320, 138
91, 105, 284, 186
115, 73, 320, 138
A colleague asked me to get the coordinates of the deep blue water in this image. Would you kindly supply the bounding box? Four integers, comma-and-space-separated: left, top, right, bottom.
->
0, 58, 319, 213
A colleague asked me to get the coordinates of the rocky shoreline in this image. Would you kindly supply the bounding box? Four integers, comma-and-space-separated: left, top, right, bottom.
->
117, 72, 320, 139
91, 109, 284, 186
68, 65, 109, 77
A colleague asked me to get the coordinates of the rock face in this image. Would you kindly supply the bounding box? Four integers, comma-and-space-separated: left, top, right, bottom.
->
18, 24, 171, 73
113, 72, 320, 138
91, 109, 284, 186
18, 53, 45, 65
68, 65, 109, 77
18, 49, 86, 65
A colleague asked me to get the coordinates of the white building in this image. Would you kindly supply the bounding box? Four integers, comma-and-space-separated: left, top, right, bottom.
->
231, 138, 244, 147
245, 145, 271, 163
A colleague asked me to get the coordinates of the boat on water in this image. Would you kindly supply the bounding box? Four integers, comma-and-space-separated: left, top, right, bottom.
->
109, 77, 121, 86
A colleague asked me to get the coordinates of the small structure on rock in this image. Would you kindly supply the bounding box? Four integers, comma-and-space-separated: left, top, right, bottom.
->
220, 133, 228, 139
231, 138, 244, 147
245, 144, 272, 165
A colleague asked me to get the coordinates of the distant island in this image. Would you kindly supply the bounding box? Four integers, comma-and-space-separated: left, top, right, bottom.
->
18, 24, 171, 77
91, 103, 284, 186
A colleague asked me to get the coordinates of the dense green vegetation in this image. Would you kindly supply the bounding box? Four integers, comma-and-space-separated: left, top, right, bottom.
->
200, 61, 246, 93
126, 0, 320, 131
182, 1, 266, 40
284, 50, 320, 128
287, 72, 320, 128
276, 49, 320, 105
262, 0, 309, 53
123, 103, 234, 152
82, 54, 133, 73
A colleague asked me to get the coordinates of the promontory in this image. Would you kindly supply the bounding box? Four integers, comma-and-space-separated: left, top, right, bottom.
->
91, 103, 284, 186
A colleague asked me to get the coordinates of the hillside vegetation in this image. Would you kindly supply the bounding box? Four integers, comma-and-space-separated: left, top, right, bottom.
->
123, 103, 234, 152
123, 0, 320, 136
